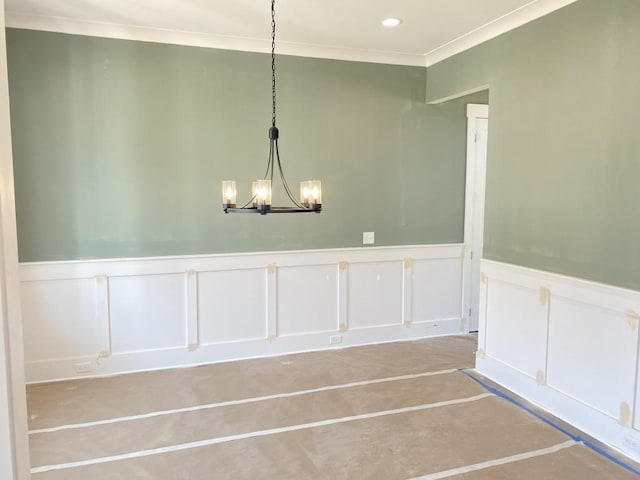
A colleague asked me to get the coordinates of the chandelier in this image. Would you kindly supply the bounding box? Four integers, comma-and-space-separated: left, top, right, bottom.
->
222, 0, 322, 215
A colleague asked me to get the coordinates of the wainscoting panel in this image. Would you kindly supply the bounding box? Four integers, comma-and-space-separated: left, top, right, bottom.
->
484, 279, 548, 381
277, 265, 338, 337
20, 244, 465, 383
412, 258, 463, 322
547, 297, 637, 421
198, 268, 267, 344
21, 279, 98, 362
109, 274, 187, 354
477, 260, 640, 462
347, 261, 403, 330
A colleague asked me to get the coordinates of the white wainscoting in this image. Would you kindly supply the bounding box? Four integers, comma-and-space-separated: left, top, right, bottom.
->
477, 260, 640, 461
20, 244, 466, 383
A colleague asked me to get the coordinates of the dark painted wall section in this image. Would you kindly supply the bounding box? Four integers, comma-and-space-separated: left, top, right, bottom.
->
427, 0, 640, 291
7, 29, 486, 262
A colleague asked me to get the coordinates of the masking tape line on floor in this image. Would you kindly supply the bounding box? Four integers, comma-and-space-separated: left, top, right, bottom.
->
30, 392, 493, 474
410, 440, 578, 479
29, 368, 460, 435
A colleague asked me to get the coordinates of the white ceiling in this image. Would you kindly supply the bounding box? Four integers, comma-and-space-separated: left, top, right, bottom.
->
4, 0, 578, 66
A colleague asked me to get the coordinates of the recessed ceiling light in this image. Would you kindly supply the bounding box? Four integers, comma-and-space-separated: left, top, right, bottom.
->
382, 17, 402, 28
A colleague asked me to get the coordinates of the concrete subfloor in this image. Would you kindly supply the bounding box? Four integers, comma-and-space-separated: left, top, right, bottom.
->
26, 335, 640, 479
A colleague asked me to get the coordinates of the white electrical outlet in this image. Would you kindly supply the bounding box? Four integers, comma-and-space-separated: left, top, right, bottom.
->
329, 335, 342, 345
624, 436, 640, 453
363, 232, 375, 244
75, 362, 92, 374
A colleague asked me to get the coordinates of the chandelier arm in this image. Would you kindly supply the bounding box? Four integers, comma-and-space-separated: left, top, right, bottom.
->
240, 195, 255, 209
262, 141, 272, 180
238, 140, 273, 208
275, 140, 305, 208
264, 138, 274, 181
269, 139, 275, 183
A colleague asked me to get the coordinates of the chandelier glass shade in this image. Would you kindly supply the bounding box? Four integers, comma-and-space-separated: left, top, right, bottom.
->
222, 0, 322, 215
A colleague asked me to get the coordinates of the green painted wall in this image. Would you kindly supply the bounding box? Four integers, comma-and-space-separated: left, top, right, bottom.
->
427, 0, 640, 291
7, 29, 486, 262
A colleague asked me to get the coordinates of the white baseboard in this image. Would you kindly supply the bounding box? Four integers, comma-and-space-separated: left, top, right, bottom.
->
21, 245, 467, 383
477, 260, 640, 461
25, 318, 462, 383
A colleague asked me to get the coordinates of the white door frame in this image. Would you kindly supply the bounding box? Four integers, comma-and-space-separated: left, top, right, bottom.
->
0, 2, 31, 478
462, 104, 489, 332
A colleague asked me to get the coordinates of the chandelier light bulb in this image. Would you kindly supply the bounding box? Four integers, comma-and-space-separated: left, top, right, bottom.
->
222, 180, 236, 207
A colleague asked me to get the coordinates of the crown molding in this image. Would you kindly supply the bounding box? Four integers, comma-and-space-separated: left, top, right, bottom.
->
4, 12, 427, 67
424, 0, 580, 66
5, 0, 580, 69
